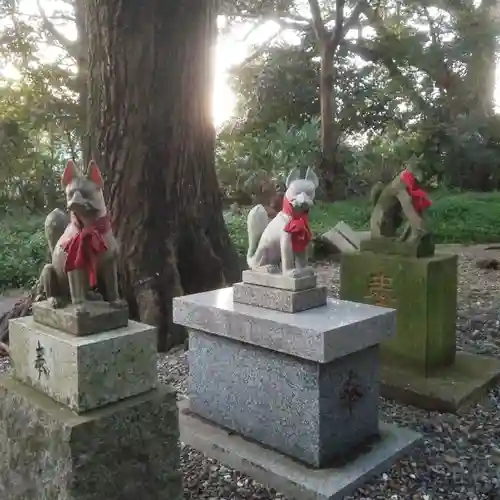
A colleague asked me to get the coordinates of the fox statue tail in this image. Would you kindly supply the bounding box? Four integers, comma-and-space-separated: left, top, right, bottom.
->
45, 208, 70, 255
246, 204, 270, 268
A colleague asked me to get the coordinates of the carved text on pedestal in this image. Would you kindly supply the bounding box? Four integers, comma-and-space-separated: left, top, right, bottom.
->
364, 272, 393, 307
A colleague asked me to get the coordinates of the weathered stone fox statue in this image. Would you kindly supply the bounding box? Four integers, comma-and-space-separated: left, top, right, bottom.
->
246, 167, 319, 278
39, 160, 124, 312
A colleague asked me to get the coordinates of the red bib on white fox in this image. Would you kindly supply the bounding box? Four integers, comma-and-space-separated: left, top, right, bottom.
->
282, 197, 312, 253
62, 214, 111, 287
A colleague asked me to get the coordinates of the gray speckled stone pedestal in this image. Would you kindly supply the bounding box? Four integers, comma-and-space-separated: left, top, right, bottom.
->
179, 397, 421, 500
174, 288, 421, 494
174, 287, 396, 467
0, 304, 182, 500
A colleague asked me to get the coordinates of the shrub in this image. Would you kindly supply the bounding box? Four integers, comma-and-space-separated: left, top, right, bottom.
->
0, 214, 46, 290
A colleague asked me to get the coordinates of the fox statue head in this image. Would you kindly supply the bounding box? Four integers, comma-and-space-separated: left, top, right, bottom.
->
284, 167, 319, 212
61, 160, 107, 222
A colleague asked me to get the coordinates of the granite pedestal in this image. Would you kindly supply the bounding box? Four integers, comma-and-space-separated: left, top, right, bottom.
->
0, 301, 182, 500
174, 287, 421, 498
341, 245, 500, 411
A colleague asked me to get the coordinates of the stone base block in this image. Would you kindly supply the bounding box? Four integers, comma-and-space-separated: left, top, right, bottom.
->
33, 299, 129, 336
360, 235, 435, 258
0, 377, 182, 500
188, 329, 380, 468
242, 269, 317, 291
381, 351, 500, 412
10, 316, 157, 413
233, 282, 327, 313
179, 398, 421, 500
340, 251, 457, 373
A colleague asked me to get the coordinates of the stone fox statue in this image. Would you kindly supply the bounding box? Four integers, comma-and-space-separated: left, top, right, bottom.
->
369, 165, 431, 242
246, 167, 319, 277
39, 160, 122, 311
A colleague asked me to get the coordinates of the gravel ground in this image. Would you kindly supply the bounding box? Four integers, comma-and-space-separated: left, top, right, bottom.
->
2, 246, 500, 499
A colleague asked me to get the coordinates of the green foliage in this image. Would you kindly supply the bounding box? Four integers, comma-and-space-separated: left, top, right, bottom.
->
0, 214, 46, 290
220, 0, 500, 196
216, 118, 322, 199
0, 0, 80, 212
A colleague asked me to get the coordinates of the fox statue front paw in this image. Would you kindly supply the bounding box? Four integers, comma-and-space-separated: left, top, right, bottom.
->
285, 267, 315, 279
109, 298, 128, 309
48, 296, 66, 309
86, 290, 103, 302
256, 264, 280, 274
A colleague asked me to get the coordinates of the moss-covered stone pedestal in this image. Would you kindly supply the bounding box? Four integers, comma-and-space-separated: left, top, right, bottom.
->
0, 302, 182, 500
340, 238, 500, 412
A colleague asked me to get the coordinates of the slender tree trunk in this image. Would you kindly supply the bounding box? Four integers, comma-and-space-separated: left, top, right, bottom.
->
318, 41, 346, 200
464, 19, 497, 118
86, 0, 241, 350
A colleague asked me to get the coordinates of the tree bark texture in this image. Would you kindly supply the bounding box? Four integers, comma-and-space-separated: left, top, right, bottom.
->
74, 0, 90, 164
86, 0, 241, 350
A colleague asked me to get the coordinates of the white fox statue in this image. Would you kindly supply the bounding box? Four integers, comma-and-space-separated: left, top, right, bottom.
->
246, 167, 319, 277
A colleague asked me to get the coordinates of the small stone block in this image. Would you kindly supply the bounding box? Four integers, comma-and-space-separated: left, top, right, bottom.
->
242, 269, 317, 291
320, 229, 357, 254
334, 221, 361, 249
33, 299, 129, 336
340, 252, 457, 374
188, 330, 380, 467
360, 235, 435, 258
178, 398, 422, 500
0, 378, 182, 500
233, 282, 327, 313
9, 316, 157, 413
381, 351, 500, 412
173, 288, 395, 363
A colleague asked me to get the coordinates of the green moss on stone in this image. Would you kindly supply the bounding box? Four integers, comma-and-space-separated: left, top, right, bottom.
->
340, 251, 457, 375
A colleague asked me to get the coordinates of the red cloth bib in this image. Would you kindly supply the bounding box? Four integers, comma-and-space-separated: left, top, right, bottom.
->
400, 169, 431, 213
62, 215, 111, 287
282, 197, 312, 253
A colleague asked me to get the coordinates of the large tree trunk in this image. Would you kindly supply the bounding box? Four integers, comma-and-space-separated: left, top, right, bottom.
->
86, 0, 241, 351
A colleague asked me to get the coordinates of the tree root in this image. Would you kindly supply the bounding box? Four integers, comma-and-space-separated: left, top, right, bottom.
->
0, 285, 38, 349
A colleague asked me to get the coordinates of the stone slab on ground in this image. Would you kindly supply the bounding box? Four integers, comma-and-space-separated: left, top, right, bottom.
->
334, 221, 362, 250
33, 299, 129, 336
241, 269, 317, 291
178, 398, 422, 500
173, 288, 395, 363
0, 377, 182, 500
189, 330, 380, 467
9, 316, 157, 413
340, 252, 458, 374
321, 228, 358, 254
381, 351, 500, 412
233, 281, 327, 313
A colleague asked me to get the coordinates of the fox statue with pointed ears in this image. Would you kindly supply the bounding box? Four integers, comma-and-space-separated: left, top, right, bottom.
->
246, 167, 319, 277
39, 159, 125, 312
